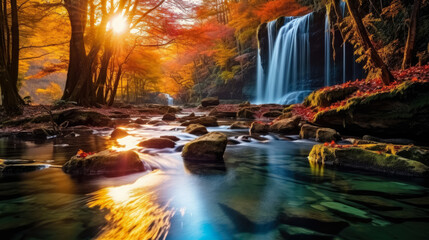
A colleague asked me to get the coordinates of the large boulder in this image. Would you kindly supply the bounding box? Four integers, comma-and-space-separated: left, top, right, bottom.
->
262, 111, 283, 118
299, 124, 319, 139
315, 128, 340, 142
180, 116, 218, 127
313, 81, 429, 141
308, 144, 429, 177
138, 138, 176, 148
269, 116, 301, 134
184, 124, 208, 135
62, 150, 145, 176
201, 97, 220, 107
182, 132, 227, 162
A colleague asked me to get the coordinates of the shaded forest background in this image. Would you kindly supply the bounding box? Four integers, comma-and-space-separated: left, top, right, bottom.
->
1, 0, 428, 108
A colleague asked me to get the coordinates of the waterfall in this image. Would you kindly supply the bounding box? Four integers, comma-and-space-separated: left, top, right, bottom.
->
254, 8, 364, 105
255, 13, 312, 104
163, 93, 173, 106
341, 1, 346, 83
324, 13, 331, 86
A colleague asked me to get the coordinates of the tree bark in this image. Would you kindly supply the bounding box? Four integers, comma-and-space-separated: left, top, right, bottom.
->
402, 0, 421, 69
345, 0, 393, 85
62, 0, 88, 100
0, 0, 22, 114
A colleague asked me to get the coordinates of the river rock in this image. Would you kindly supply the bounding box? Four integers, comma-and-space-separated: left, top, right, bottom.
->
249, 122, 269, 134
278, 208, 349, 234
125, 123, 143, 129
162, 113, 176, 121
319, 201, 371, 222
180, 116, 218, 127
262, 111, 283, 118
236, 108, 256, 119
181, 132, 227, 162
209, 108, 237, 118
110, 128, 128, 139
308, 144, 429, 177
62, 150, 145, 176
299, 124, 319, 139
201, 97, 220, 107
133, 118, 147, 124
229, 121, 250, 129
184, 124, 208, 135
269, 116, 301, 134
138, 138, 176, 148
315, 128, 340, 142
160, 135, 180, 142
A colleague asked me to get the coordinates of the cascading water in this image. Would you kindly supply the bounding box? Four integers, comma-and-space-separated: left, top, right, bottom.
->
254, 7, 364, 104
163, 93, 173, 106
325, 13, 331, 86
255, 13, 312, 104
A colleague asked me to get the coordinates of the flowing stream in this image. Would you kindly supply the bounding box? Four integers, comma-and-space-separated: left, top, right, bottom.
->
0, 116, 428, 239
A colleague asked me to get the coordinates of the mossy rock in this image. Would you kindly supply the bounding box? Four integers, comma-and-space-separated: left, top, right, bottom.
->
308, 144, 429, 177
181, 132, 227, 162
313, 81, 429, 140
62, 150, 145, 176
303, 86, 358, 108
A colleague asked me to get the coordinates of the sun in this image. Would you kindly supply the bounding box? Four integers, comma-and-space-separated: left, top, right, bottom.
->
109, 15, 128, 34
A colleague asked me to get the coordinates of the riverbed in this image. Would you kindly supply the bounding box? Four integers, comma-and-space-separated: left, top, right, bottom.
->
0, 121, 428, 239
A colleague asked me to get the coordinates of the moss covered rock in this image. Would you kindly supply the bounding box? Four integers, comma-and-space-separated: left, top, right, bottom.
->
182, 132, 227, 162
62, 150, 145, 176
230, 121, 250, 129
308, 144, 429, 177
304, 86, 358, 108
299, 124, 319, 139
313, 81, 429, 140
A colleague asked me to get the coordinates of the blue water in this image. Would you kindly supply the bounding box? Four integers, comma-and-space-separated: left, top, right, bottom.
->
0, 124, 428, 239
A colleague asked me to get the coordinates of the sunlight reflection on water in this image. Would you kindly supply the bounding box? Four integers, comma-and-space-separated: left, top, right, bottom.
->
89, 171, 176, 240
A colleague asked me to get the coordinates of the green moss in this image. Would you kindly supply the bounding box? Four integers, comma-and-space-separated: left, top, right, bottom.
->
314, 81, 429, 123
303, 86, 358, 108
308, 144, 429, 177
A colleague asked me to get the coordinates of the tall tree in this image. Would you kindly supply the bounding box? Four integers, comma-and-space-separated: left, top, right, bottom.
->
402, 0, 421, 69
0, 0, 23, 114
345, 0, 393, 85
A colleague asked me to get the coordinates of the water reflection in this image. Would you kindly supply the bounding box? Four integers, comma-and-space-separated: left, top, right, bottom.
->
308, 159, 324, 177
89, 171, 175, 240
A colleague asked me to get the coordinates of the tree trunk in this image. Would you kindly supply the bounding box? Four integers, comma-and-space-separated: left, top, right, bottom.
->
62, 0, 88, 100
345, 0, 393, 85
0, 0, 22, 114
95, 36, 113, 104
402, 0, 421, 69
108, 65, 123, 105
10, 0, 19, 85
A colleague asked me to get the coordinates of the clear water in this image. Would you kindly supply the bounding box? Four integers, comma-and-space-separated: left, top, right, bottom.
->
1, 124, 429, 240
